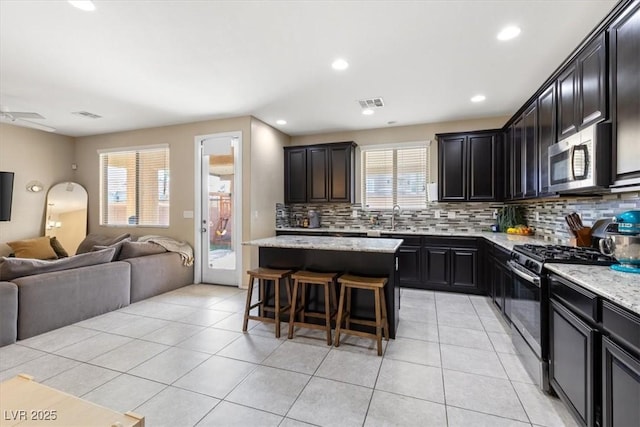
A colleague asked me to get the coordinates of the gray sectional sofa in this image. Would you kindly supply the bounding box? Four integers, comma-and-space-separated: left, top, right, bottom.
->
0, 251, 193, 345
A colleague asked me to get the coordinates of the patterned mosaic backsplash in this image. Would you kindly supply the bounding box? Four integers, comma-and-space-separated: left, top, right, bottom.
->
276, 191, 639, 244
522, 191, 640, 243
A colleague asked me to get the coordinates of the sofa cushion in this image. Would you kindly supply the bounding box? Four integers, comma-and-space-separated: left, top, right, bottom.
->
0, 247, 116, 281
92, 237, 131, 261
49, 237, 69, 258
118, 241, 166, 260
0, 282, 18, 346
7, 236, 57, 260
76, 233, 130, 255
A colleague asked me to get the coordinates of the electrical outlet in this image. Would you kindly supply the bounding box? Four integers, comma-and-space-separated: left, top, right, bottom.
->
434, 210, 440, 219
493, 209, 498, 219
448, 211, 456, 219
183, 210, 194, 218
535, 211, 540, 221
352, 209, 359, 218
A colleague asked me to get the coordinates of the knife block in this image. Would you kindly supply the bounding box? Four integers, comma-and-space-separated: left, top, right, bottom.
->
569, 227, 593, 247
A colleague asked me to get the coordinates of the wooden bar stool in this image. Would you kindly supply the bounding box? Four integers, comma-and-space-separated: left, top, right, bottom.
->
288, 270, 339, 345
334, 274, 389, 356
243, 267, 294, 338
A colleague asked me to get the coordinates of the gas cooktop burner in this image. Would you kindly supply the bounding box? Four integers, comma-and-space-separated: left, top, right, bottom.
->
514, 244, 617, 265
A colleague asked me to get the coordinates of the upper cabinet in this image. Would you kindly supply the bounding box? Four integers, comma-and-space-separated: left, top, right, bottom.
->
438, 130, 501, 202
537, 85, 556, 197
284, 142, 356, 204
557, 33, 607, 141
523, 102, 539, 199
609, 1, 640, 188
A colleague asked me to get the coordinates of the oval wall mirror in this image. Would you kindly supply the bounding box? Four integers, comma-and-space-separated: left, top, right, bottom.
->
45, 182, 88, 255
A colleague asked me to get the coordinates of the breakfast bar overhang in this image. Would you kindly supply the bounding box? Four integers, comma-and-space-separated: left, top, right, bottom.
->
243, 235, 403, 338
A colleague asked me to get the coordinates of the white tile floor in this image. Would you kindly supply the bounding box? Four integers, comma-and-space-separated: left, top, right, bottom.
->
0, 285, 580, 427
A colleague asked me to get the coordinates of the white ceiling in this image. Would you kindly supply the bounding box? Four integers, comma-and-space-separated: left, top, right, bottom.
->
0, 0, 617, 138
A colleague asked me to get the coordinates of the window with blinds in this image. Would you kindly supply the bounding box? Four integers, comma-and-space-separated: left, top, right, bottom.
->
99, 146, 170, 227
361, 144, 429, 209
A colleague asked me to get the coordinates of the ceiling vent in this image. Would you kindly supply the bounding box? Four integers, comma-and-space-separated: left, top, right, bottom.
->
358, 97, 384, 109
72, 111, 102, 119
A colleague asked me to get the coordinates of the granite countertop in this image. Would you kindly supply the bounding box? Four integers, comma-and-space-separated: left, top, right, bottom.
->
243, 235, 403, 253
545, 264, 640, 316
275, 227, 545, 251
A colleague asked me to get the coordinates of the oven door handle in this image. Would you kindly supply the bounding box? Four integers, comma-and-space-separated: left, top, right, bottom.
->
507, 260, 541, 286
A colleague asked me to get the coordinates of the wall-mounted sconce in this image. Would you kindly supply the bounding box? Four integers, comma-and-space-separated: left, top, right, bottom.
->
26, 181, 44, 192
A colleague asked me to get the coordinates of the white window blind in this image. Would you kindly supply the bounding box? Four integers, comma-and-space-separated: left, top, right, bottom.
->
99, 146, 170, 227
362, 144, 429, 209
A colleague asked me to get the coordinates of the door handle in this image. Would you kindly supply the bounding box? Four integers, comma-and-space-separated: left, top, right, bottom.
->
201, 228, 207, 233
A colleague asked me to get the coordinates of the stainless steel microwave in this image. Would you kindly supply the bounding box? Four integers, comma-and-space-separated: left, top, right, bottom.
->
548, 122, 611, 193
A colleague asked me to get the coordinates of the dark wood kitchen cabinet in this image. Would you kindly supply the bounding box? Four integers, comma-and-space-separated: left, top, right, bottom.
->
307, 146, 328, 202
489, 244, 512, 322
550, 298, 597, 427
601, 300, 640, 427
393, 235, 422, 287
523, 102, 538, 198
609, 1, 640, 188
578, 33, 607, 129
511, 117, 525, 199
601, 337, 640, 427
284, 148, 307, 203
421, 237, 482, 294
438, 130, 501, 202
557, 34, 607, 141
284, 142, 356, 204
537, 84, 556, 196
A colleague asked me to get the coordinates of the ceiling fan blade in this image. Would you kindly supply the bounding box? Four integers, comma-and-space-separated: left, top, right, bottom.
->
2, 111, 45, 119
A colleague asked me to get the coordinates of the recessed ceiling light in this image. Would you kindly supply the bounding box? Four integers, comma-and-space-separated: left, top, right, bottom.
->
362, 109, 374, 116
276, 119, 287, 125
331, 59, 349, 71
471, 94, 486, 103
68, 1, 96, 11
497, 25, 521, 41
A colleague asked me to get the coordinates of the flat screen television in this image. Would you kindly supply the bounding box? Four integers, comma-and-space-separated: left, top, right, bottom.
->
0, 171, 15, 221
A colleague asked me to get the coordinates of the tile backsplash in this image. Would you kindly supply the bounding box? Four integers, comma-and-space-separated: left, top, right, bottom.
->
276, 191, 639, 244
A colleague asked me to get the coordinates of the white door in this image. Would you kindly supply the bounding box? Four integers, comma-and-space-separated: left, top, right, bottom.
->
200, 134, 242, 286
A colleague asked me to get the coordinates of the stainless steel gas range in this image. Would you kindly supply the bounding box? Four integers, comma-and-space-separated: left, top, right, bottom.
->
508, 244, 616, 392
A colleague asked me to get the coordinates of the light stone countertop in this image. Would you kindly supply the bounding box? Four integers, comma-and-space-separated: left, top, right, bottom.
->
243, 235, 403, 253
275, 227, 546, 251
545, 264, 640, 316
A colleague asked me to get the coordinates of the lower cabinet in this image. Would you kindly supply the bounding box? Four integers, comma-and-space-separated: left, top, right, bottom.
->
395, 236, 481, 294
550, 299, 597, 427
489, 244, 512, 321
396, 243, 422, 287
601, 337, 640, 427
549, 273, 640, 427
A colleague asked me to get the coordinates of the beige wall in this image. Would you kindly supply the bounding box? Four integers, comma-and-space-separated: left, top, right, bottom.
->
248, 118, 290, 272
291, 115, 510, 201
0, 123, 75, 242
74, 117, 252, 249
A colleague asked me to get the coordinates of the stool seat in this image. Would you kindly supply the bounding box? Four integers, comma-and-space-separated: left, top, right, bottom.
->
249, 267, 294, 280
338, 274, 387, 288
288, 270, 339, 345
335, 274, 389, 356
243, 268, 294, 338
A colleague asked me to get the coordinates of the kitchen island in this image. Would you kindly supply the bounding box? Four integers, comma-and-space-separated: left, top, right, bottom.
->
243, 235, 403, 338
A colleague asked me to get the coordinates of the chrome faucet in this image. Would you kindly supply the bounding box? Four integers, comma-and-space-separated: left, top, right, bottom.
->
391, 204, 401, 230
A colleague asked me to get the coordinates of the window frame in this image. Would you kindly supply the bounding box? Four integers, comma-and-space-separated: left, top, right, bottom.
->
360, 141, 431, 210
98, 144, 170, 228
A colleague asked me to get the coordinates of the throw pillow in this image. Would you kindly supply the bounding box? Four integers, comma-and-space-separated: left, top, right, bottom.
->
49, 237, 69, 258
0, 243, 12, 257
118, 241, 166, 260
92, 237, 131, 261
7, 236, 58, 260
0, 247, 116, 281
76, 233, 130, 255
